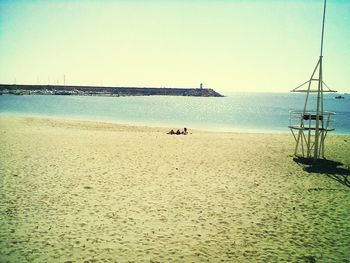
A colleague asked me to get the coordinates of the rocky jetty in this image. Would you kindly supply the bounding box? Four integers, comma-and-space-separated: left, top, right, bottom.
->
0, 84, 224, 97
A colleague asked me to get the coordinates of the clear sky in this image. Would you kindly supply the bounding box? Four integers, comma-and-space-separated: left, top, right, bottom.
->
0, 0, 349, 93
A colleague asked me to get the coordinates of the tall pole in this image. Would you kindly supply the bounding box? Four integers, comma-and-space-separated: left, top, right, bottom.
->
314, 0, 327, 160
320, 0, 327, 58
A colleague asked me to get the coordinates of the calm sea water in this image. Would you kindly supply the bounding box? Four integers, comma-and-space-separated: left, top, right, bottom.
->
0, 93, 349, 134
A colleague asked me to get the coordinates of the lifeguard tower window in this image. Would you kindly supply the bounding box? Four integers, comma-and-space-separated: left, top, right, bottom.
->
303, 115, 323, 121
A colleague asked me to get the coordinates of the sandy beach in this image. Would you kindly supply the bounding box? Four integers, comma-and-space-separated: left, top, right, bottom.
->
0, 115, 349, 262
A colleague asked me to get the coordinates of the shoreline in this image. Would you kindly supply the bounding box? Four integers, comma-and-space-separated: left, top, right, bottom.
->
1, 115, 349, 262
1, 93, 349, 135
2, 113, 349, 136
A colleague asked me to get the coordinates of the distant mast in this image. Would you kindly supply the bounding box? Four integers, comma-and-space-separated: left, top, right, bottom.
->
289, 0, 336, 161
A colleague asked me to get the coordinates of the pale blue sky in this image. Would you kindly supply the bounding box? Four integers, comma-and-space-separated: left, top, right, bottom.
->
0, 0, 349, 93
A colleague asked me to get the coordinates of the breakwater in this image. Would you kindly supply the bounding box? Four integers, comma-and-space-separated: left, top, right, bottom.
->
0, 84, 223, 97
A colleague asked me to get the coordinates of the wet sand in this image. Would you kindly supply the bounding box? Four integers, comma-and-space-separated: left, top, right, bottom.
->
0, 116, 349, 262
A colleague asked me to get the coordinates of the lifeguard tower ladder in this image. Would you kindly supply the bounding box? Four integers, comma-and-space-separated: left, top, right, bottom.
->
289, 0, 336, 160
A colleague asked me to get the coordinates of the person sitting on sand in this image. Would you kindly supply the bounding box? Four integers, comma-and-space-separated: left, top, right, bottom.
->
176, 129, 181, 135
167, 129, 175, 135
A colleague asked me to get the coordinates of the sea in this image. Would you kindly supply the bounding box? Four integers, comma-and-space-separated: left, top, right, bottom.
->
0, 92, 349, 134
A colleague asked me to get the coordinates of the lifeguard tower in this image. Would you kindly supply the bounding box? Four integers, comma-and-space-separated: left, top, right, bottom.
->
289, 0, 336, 160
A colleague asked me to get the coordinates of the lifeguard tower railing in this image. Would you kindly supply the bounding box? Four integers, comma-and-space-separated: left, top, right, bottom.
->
289, 110, 335, 158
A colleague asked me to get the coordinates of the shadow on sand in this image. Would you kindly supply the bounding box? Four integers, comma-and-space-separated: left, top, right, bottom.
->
293, 157, 350, 189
